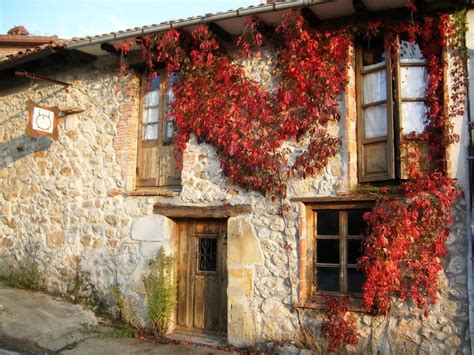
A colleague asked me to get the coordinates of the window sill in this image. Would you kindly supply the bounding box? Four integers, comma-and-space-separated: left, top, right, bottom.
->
295, 295, 365, 312
127, 187, 181, 197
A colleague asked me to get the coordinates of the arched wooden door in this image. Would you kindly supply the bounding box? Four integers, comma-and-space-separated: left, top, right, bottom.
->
176, 219, 227, 333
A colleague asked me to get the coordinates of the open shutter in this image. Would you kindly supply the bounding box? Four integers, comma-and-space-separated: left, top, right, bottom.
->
357, 42, 395, 182
395, 39, 431, 178
158, 73, 181, 187
137, 74, 162, 187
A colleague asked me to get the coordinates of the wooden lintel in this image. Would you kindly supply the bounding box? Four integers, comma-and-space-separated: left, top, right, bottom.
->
14, 71, 71, 87
290, 195, 377, 203
301, 7, 320, 28
208, 22, 232, 42
153, 203, 252, 218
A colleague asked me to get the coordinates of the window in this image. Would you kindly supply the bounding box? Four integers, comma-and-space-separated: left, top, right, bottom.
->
356, 37, 429, 182
300, 201, 372, 304
136, 70, 181, 189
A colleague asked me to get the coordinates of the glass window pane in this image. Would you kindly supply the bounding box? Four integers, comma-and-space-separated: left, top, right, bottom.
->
348, 268, 365, 294
364, 104, 388, 138
145, 90, 160, 107
317, 267, 340, 292
317, 239, 339, 264
150, 75, 161, 90
401, 66, 427, 98
144, 107, 159, 124
402, 102, 427, 134
399, 40, 425, 61
347, 239, 363, 265
348, 209, 369, 236
199, 238, 217, 272
317, 211, 339, 236
363, 70, 387, 104
143, 124, 158, 140
362, 38, 386, 67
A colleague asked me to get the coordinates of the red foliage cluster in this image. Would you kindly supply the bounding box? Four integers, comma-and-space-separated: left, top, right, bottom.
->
136, 10, 349, 197
358, 172, 460, 314
321, 295, 359, 351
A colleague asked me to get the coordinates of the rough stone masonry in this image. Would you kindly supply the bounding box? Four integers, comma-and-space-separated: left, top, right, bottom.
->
0, 42, 470, 354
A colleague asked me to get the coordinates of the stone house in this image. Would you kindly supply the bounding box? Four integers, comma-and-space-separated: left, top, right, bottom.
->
1, 0, 473, 352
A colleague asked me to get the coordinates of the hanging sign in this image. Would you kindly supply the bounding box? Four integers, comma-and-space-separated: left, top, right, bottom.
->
25, 99, 59, 140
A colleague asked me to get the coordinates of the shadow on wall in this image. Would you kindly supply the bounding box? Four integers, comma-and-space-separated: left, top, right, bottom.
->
0, 134, 51, 169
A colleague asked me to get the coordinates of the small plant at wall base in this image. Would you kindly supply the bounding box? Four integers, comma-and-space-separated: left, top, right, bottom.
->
110, 282, 143, 334
2, 237, 44, 291
117, 5, 467, 350
143, 248, 177, 340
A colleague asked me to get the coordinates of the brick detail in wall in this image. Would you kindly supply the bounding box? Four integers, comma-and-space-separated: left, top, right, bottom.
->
345, 45, 358, 189
113, 73, 141, 192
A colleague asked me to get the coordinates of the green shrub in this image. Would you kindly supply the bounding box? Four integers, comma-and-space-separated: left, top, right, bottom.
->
143, 248, 177, 340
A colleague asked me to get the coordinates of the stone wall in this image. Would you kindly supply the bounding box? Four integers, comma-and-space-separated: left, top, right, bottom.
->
0, 45, 471, 354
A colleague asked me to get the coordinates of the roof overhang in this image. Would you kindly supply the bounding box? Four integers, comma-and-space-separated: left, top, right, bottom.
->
66, 0, 415, 57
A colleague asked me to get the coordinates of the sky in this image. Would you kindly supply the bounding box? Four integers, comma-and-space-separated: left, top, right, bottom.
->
0, 0, 257, 39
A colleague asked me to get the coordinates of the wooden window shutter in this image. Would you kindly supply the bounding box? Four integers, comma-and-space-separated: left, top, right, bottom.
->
395, 39, 432, 178
356, 43, 395, 182
137, 73, 162, 187
136, 71, 181, 188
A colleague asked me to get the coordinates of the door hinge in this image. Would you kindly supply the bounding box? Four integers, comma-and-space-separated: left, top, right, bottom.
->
136, 166, 139, 175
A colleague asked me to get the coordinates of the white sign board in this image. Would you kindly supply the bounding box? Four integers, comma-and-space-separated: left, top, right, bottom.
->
32, 107, 55, 133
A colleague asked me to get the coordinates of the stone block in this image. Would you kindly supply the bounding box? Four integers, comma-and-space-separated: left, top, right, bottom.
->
130, 215, 166, 242
228, 268, 254, 298
227, 296, 257, 347
228, 216, 264, 266
46, 231, 66, 248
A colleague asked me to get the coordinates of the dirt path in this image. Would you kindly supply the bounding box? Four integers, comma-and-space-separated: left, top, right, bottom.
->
0, 284, 232, 354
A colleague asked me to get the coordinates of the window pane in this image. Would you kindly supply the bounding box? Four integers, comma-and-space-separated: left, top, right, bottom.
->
144, 107, 159, 124
199, 238, 217, 272
402, 102, 427, 134
363, 70, 387, 104
143, 124, 158, 140
399, 40, 425, 61
348, 209, 369, 236
317, 239, 339, 264
401, 66, 427, 98
317, 211, 339, 236
347, 239, 363, 265
145, 90, 160, 107
150, 75, 161, 90
362, 39, 386, 67
348, 268, 365, 294
364, 104, 388, 138
317, 267, 339, 292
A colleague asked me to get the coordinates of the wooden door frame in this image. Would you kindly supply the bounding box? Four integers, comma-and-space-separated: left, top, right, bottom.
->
174, 218, 228, 335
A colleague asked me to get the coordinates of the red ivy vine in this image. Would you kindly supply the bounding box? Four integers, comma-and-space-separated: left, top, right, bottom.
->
134, 11, 349, 197
321, 295, 359, 351
117, 6, 467, 351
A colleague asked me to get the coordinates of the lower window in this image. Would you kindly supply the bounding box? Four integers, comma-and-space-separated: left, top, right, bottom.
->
301, 201, 373, 302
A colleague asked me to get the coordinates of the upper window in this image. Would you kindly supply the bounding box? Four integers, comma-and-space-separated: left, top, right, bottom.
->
136, 71, 181, 189
357, 37, 429, 182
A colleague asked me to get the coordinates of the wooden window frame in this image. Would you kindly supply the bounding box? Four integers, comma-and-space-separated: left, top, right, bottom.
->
298, 201, 373, 310
356, 36, 432, 183
136, 69, 181, 191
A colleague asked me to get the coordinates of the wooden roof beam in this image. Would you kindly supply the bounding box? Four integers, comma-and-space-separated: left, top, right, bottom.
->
301, 6, 321, 28
353, 0, 369, 14
208, 22, 232, 42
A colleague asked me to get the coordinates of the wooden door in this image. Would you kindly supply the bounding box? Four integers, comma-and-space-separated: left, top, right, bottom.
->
176, 219, 227, 333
